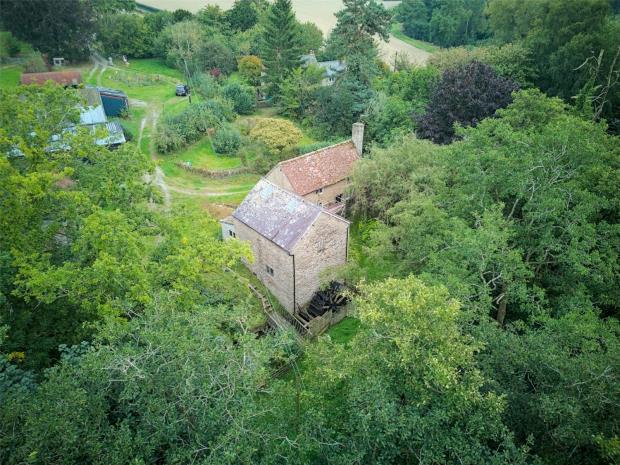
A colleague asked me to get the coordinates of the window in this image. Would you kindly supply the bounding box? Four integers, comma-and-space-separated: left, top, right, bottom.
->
335, 194, 343, 203
315, 187, 323, 194
228, 230, 236, 238
317, 238, 326, 252
265, 265, 274, 276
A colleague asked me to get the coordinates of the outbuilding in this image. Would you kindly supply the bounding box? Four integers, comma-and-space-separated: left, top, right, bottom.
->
97, 87, 129, 117
20, 70, 83, 87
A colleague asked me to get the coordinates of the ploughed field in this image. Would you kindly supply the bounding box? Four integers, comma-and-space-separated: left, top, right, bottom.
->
139, 0, 430, 65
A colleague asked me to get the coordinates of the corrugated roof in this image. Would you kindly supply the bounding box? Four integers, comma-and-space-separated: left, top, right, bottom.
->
233, 179, 324, 253
20, 71, 83, 86
80, 105, 107, 125
277, 141, 359, 196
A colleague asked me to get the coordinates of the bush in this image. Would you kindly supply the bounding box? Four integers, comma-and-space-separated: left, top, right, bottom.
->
155, 98, 237, 154
222, 81, 256, 115
192, 73, 220, 99
249, 118, 302, 154
23, 52, 47, 73
201, 38, 235, 75
121, 123, 134, 142
0, 32, 21, 58
203, 97, 235, 123
212, 124, 241, 154
237, 55, 262, 86
155, 116, 187, 153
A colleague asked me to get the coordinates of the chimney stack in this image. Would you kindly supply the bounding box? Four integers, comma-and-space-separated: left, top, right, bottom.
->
352, 122, 364, 156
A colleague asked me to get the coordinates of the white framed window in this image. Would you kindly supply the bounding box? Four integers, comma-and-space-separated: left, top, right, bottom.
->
228, 230, 236, 238
265, 265, 274, 276
317, 238, 326, 252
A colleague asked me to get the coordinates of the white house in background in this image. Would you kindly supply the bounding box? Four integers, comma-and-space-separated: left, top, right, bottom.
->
301, 51, 346, 86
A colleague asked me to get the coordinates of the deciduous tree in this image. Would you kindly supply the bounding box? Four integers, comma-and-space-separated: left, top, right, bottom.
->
417, 61, 519, 144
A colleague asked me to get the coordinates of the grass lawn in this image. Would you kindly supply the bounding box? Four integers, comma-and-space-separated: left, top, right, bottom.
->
0, 65, 21, 89
159, 136, 243, 175
125, 59, 184, 80
391, 23, 441, 53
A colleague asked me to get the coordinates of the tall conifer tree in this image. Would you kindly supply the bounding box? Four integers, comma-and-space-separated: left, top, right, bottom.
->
261, 0, 302, 98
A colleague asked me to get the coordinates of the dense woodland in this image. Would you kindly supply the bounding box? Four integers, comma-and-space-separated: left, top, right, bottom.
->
1, 0, 619, 464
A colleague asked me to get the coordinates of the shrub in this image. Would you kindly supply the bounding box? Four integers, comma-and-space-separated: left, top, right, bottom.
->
121, 123, 134, 142
192, 73, 220, 99
155, 116, 187, 153
212, 124, 241, 154
203, 97, 235, 122
0, 32, 21, 58
222, 81, 256, 115
201, 39, 235, 75
237, 55, 262, 86
23, 52, 47, 73
249, 118, 302, 154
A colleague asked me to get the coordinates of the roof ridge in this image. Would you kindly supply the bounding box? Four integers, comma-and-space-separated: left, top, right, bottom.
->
278, 140, 353, 166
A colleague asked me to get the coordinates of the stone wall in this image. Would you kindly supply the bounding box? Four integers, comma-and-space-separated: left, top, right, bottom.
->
302, 179, 349, 208
264, 167, 294, 192
220, 220, 236, 240
292, 212, 349, 308
232, 218, 296, 312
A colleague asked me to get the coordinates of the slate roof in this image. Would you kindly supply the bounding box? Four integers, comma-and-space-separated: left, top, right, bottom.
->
276, 141, 359, 196
300, 54, 346, 79
233, 179, 329, 253
20, 71, 83, 86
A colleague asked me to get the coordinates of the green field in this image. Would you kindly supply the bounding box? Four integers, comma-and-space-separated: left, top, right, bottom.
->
160, 137, 244, 175
391, 23, 441, 53
0, 65, 21, 89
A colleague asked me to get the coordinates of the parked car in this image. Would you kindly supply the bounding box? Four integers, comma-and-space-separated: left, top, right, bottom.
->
175, 84, 189, 96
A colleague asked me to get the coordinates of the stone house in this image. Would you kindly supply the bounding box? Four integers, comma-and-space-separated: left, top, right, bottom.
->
265, 123, 364, 215
222, 179, 349, 314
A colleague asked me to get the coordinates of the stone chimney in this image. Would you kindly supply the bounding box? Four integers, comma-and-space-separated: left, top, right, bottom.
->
352, 122, 364, 156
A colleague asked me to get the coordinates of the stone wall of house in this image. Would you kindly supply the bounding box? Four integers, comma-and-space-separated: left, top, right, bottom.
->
220, 220, 236, 240
232, 218, 296, 312
264, 167, 294, 192
292, 212, 349, 309
302, 179, 349, 207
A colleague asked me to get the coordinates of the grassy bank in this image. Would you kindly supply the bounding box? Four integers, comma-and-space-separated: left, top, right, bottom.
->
391, 23, 440, 53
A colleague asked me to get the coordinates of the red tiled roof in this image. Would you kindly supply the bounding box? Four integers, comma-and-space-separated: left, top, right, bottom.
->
278, 141, 359, 196
20, 71, 83, 86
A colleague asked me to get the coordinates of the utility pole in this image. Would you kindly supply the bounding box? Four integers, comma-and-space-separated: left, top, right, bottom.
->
183, 58, 192, 104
